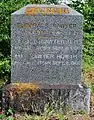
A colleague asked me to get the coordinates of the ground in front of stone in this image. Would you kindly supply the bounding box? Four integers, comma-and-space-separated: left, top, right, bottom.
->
11, 114, 94, 120
5, 93, 94, 120
1, 94, 94, 120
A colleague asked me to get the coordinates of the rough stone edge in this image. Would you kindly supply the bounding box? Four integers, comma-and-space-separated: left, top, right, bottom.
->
2, 83, 90, 114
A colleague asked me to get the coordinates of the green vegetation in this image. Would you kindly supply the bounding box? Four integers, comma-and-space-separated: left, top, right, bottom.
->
0, 1, 94, 119
69, 0, 94, 70
69, 0, 94, 87
0, 106, 92, 120
0, 0, 44, 84
0, 0, 94, 85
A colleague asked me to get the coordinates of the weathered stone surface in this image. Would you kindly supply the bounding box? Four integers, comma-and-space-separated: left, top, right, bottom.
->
8, 4, 90, 114
11, 4, 83, 84
2, 84, 90, 113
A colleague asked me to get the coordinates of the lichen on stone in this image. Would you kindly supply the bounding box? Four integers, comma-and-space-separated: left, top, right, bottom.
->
4, 83, 40, 95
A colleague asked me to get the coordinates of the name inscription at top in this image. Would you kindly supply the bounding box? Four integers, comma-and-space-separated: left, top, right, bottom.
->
25, 7, 69, 15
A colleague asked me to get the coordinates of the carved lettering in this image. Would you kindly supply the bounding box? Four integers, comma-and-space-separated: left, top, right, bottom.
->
25, 7, 69, 15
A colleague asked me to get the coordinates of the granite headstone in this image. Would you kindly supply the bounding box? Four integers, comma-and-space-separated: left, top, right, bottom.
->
11, 4, 83, 85
2, 4, 90, 114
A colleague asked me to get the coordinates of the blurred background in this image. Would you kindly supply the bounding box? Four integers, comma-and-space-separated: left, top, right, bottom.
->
0, 0, 94, 87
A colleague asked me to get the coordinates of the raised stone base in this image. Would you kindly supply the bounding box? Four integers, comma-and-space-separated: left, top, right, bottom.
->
2, 83, 90, 114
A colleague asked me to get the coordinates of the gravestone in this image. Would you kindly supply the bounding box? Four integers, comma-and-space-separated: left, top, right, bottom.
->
11, 4, 82, 86
2, 4, 90, 113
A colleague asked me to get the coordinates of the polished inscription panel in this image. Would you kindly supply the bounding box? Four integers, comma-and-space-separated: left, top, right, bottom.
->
11, 5, 82, 84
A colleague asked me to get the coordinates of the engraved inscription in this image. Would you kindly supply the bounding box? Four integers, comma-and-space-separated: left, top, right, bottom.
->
25, 7, 69, 15
17, 23, 76, 29
13, 21, 80, 67
11, 6, 82, 84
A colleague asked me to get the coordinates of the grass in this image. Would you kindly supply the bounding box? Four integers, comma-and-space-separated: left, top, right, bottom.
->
0, 60, 94, 120
0, 110, 93, 120
0, 68, 94, 119
82, 67, 94, 94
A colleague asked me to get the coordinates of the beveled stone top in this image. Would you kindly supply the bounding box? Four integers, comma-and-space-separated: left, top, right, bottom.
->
11, 4, 82, 16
